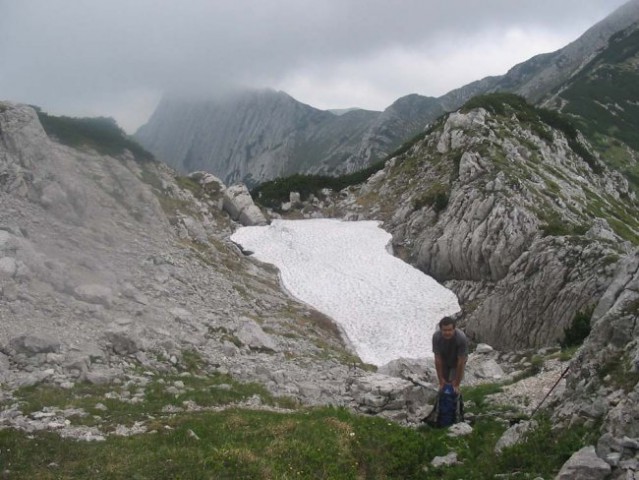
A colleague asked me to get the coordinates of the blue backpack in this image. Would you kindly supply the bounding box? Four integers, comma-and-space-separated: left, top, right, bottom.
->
425, 384, 464, 428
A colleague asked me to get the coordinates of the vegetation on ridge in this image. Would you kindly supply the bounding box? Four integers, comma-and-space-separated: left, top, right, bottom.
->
462, 93, 602, 173
251, 160, 386, 209
34, 107, 154, 161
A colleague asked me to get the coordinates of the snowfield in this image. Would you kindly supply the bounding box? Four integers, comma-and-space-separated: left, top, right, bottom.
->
231, 219, 460, 366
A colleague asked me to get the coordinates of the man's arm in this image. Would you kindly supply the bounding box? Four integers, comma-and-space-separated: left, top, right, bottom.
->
452, 355, 467, 394
434, 354, 446, 390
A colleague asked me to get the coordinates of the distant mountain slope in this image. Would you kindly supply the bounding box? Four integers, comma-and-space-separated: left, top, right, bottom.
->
135, 89, 438, 186
543, 21, 639, 183
439, 0, 639, 109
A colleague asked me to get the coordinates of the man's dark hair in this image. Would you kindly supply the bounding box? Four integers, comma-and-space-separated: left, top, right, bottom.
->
439, 316, 456, 328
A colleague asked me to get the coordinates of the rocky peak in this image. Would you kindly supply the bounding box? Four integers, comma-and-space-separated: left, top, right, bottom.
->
134, 89, 444, 187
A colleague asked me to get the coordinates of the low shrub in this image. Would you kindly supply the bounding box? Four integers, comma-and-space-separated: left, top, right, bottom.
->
560, 308, 593, 349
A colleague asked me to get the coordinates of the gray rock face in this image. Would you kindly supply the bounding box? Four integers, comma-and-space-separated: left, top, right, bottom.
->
134, 89, 441, 186
555, 446, 611, 480
0, 102, 371, 413
339, 106, 632, 350
556, 252, 639, 439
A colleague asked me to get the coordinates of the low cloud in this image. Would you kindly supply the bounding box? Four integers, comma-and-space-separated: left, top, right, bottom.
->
0, 0, 628, 132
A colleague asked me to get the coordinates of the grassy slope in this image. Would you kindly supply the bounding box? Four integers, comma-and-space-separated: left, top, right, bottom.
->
0, 369, 597, 479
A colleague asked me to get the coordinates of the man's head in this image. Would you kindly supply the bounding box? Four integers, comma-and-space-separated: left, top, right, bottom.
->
439, 316, 456, 340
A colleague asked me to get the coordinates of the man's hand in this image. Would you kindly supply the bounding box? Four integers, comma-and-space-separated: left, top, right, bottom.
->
452, 383, 460, 394
439, 380, 446, 391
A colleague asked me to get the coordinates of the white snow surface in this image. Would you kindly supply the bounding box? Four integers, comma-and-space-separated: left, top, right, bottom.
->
231, 219, 460, 366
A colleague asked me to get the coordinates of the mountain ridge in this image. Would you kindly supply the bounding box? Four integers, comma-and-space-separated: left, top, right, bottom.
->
135, 0, 639, 188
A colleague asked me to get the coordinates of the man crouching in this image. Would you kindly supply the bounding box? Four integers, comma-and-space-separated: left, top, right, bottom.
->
432, 316, 468, 394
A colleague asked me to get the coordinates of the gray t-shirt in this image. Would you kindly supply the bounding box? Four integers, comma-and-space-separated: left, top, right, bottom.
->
432, 329, 468, 368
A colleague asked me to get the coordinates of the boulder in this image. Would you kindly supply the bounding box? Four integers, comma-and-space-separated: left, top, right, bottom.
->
0, 257, 17, 278
431, 452, 459, 468
350, 372, 436, 422
235, 319, 277, 351
222, 184, 267, 226
188, 171, 225, 189
555, 446, 611, 480
73, 284, 113, 307
475, 343, 494, 354
7, 334, 61, 356
104, 329, 141, 355
239, 204, 268, 227
378, 357, 436, 385
495, 420, 538, 453
447, 422, 473, 437
467, 354, 504, 380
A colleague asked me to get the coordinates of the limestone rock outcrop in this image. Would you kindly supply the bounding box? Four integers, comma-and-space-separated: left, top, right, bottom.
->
0, 101, 361, 410
337, 101, 636, 351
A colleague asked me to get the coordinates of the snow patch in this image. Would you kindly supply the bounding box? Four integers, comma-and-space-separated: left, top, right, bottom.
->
231, 219, 460, 366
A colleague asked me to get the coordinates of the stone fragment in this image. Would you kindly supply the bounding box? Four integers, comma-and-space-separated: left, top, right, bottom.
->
475, 343, 494, 354
431, 452, 459, 467
104, 330, 140, 355
73, 284, 113, 307
235, 319, 277, 351
350, 372, 436, 422
7, 334, 61, 355
0, 257, 17, 278
495, 420, 538, 454
447, 422, 473, 437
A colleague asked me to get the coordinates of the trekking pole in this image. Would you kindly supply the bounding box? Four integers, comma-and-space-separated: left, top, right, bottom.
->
529, 363, 571, 420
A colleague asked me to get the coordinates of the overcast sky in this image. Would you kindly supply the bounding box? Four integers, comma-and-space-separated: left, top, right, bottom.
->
0, 0, 629, 132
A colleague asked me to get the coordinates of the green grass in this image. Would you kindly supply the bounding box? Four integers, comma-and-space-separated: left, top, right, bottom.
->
0, 407, 597, 479
0, 378, 602, 479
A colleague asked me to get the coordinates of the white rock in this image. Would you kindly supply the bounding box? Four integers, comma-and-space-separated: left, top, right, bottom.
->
0, 257, 17, 278
431, 452, 459, 467
222, 183, 267, 226
475, 343, 494, 354
447, 422, 473, 437
235, 318, 277, 351
495, 420, 537, 453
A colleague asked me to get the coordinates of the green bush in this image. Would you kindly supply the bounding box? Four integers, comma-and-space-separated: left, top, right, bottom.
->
413, 183, 450, 213
560, 308, 593, 349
